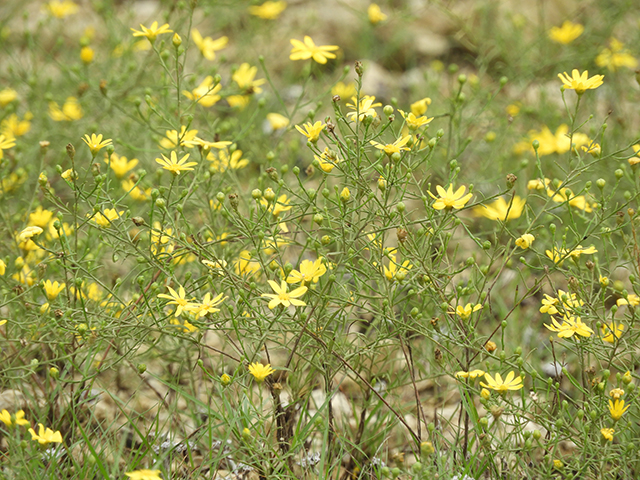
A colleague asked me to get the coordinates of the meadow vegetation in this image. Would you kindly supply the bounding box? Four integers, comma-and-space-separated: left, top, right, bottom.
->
1, 0, 640, 479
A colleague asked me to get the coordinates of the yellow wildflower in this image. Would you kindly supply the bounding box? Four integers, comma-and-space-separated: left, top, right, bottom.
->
544, 315, 593, 339
287, 259, 327, 285
473, 196, 525, 221
261, 280, 307, 309
595, 38, 638, 71
610, 388, 625, 400
90, 208, 123, 228
616, 294, 640, 307
331, 82, 356, 99
233, 63, 266, 93
187, 292, 226, 318
248, 362, 275, 382
49, 97, 83, 121
289, 36, 339, 64
125, 470, 162, 480
346, 95, 381, 122
399, 110, 433, 130
0, 134, 16, 160
380, 253, 412, 281
190, 28, 227, 60
480, 371, 523, 392
449, 303, 482, 321
295, 121, 325, 143
1, 113, 31, 138
28, 206, 53, 228
155, 151, 198, 175
82, 133, 112, 155
104, 153, 138, 178
182, 77, 222, 107
548, 21, 583, 44
260, 194, 292, 217
157, 285, 194, 317
122, 180, 150, 201
43, 280, 65, 301
368, 4, 387, 25
131, 21, 172, 42
18, 226, 43, 243
601, 321, 624, 343
455, 369, 485, 380
0, 409, 29, 427
428, 184, 473, 210
0, 88, 18, 107
515, 233, 535, 249
411, 97, 432, 117
207, 149, 248, 172
609, 399, 630, 421
249, 1, 287, 19
28, 424, 63, 445
234, 250, 261, 277
267, 113, 290, 130
600, 428, 614, 442
314, 148, 341, 173
160, 126, 198, 150
370, 135, 411, 156
558, 69, 604, 94
44, 0, 78, 18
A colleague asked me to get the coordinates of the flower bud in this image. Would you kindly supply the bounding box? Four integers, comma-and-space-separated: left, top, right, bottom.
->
172, 33, 182, 47
340, 187, 351, 202
221, 373, 231, 385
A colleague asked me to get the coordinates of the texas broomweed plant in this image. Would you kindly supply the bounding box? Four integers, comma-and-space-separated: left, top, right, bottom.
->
1, 0, 640, 478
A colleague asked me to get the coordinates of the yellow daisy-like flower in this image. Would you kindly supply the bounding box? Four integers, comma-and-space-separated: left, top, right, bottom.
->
155, 152, 198, 175
105, 153, 138, 178
616, 294, 639, 307
232, 63, 266, 93
515, 233, 535, 249
544, 315, 593, 339
346, 95, 382, 122
609, 398, 630, 421
248, 362, 275, 382
191, 29, 228, 61
480, 371, 523, 392
90, 208, 123, 228
43, 280, 65, 301
0, 88, 18, 107
234, 250, 261, 277
1, 113, 32, 138
0, 409, 29, 427
411, 97, 432, 116
157, 285, 194, 317
186, 292, 226, 318
545, 245, 597, 266
28, 423, 63, 445
455, 369, 486, 380
266, 113, 290, 130
601, 321, 624, 343
287, 258, 327, 285
449, 303, 482, 321
125, 470, 162, 480
122, 180, 151, 201
428, 184, 473, 210
557, 69, 604, 95
207, 149, 249, 172
600, 428, 614, 442
261, 280, 307, 309
18, 226, 43, 243
380, 253, 412, 281
249, 1, 287, 19
370, 135, 411, 156
160, 126, 198, 149
331, 82, 356, 99
131, 21, 172, 42
473, 196, 525, 221
82, 133, 112, 155
48, 97, 83, 121
295, 121, 325, 143
548, 21, 583, 44
182, 77, 222, 107
368, 4, 388, 25
595, 38, 638, 72
314, 148, 341, 173
43, 0, 78, 18
289, 36, 339, 64
0, 134, 16, 161
399, 110, 433, 130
